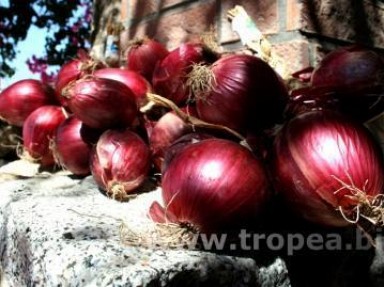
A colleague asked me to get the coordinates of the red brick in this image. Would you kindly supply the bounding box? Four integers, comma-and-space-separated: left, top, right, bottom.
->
125, 0, 159, 21
272, 40, 310, 75
220, 0, 279, 44
123, 0, 218, 50
121, 0, 129, 23
286, 0, 303, 31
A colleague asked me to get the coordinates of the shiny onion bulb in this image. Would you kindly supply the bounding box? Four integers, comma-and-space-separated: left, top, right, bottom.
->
90, 129, 151, 201
155, 138, 270, 232
310, 45, 384, 121
22, 105, 66, 167
62, 77, 138, 130
272, 110, 384, 227
0, 79, 58, 127
125, 37, 169, 81
93, 68, 152, 107
53, 116, 92, 176
192, 54, 288, 133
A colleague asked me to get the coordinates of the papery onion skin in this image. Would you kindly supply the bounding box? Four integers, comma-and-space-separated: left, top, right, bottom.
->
22, 105, 66, 167
161, 138, 270, 232
0, 79, 58, 126
90, 129, 151, 200
54, 116, 92, 176
195, 54, 288, 133
272, 110, 384, 227
152, 43, 216, 106
63, 77, 138, 129
93, 68, 152, 107
126, 38, 169, 81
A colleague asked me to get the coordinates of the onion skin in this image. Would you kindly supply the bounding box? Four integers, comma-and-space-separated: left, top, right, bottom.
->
310, 45, 384, 121
162, 132, 214, 173
55, 52, 100, 106
160, 138, 270, 232
126, 38, 169, 81
93, 68, 152, 107
0, 79, 58, 126
272, 110, 384, 227
56, 59, 84, 97
311, 45, 384, 93
63, 77, 138, 129
149, 111, 191, 171
195, 54, 288, 133
22, 105, 66, 167
54, 116, 92, 176
90, 129, 151, 200
152, 43, 215, 106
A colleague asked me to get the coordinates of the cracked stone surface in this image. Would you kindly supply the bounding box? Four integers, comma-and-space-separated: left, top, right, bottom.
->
0, 172, 290, 287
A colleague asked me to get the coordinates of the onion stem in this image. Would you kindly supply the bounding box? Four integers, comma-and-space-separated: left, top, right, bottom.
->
145, 93, 249, 148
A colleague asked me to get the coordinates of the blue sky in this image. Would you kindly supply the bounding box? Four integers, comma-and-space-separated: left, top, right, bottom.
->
1, 1, 89, 90
2, 26, 49, 88
0, 0, 82, 90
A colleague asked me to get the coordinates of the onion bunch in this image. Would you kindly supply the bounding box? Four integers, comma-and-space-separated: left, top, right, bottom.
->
0, 37, 382, 238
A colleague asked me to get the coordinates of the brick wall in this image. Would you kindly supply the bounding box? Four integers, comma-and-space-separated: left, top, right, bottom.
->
119, 0, 384, 75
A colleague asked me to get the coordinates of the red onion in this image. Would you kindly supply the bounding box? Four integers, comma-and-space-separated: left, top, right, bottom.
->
152, 138, 270, 232
93, 68, 152, 107
0, 79, 58, 126
310, 45, 384, 121
125, 38, 169, 81
152, 43, 217, 106
53, 116, 92, 176
272, 110, 384, 227
62, 77, 138, 129
90, 129, 151, 200
22, 105, 66, 167
55, 51, 101, 106
149, 111, 191, 171
311, 45, 384, 93
162, 132, 214, 172
192, 54, 288, 133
